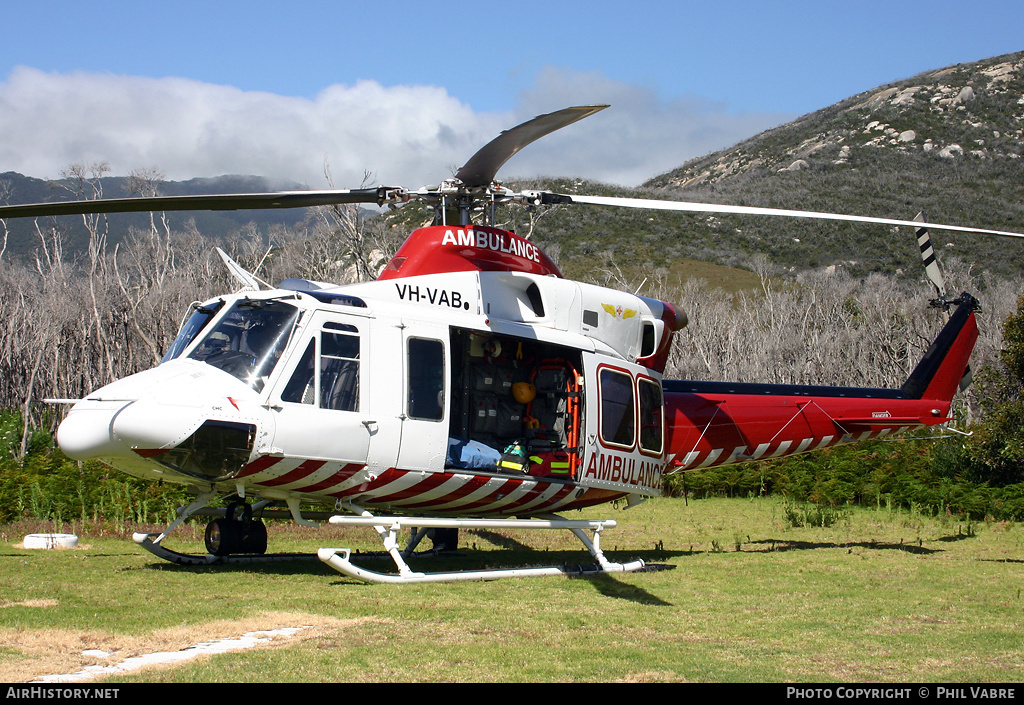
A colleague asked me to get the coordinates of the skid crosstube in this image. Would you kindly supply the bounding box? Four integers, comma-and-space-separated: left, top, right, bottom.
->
317, 515, 644, 584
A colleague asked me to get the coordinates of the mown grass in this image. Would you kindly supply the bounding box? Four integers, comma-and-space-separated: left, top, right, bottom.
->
1, 496, 1022, 683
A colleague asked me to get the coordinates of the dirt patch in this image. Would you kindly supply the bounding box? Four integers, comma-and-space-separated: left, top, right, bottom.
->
617, 670, 689, 683
0, 612, 378, 683
0, 599, 60, 609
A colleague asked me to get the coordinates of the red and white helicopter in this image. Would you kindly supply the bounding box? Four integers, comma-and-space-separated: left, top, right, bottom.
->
3, 105, 1022, 583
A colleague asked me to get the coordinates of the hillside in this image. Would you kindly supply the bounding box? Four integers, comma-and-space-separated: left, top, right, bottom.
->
636, 50, 1024, 279
418, 51, 1024, 285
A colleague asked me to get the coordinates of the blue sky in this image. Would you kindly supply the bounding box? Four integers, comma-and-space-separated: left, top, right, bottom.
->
1, 0, 1021, 188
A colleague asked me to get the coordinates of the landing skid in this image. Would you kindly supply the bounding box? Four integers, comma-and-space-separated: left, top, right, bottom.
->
318, 515, 645, 584
132, 533, 315, 565
135, 495, 644, 583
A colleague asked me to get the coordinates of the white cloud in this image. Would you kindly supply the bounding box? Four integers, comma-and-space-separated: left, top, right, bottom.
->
503, 67, 795, 186
0, 66, 792, 190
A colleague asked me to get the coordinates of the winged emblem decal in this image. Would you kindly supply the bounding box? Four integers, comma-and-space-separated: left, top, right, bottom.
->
602, 304, 638, 320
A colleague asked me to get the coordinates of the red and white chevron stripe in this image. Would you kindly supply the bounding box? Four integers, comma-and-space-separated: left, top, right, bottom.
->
240, 457, 626, 517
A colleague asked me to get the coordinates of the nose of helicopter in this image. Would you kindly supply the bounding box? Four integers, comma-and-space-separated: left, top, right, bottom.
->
56, 401, 133, 460
56, 362, 258, 462
57, 398, 208, 461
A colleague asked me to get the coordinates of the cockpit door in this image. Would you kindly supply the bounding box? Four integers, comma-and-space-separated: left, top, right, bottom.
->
267, 311, 371, 465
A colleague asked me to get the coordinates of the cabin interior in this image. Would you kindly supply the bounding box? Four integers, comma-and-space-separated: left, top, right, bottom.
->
446, 327, 583, 479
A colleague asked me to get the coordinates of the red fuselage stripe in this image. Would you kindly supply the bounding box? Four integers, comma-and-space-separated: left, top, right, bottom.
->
257, 459, 327, 487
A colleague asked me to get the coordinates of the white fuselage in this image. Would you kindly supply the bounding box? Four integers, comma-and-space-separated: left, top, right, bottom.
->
58, 271, 670, 516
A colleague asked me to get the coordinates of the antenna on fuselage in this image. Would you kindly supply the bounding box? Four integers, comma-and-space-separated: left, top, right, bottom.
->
217, 248, 270, 292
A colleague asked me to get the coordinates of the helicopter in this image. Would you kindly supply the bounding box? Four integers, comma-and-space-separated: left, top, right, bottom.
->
2, 104, 1022, 584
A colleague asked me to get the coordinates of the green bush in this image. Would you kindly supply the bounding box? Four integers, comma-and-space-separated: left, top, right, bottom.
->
782, 499, 848, 528
665, 433, 1024, 522
0, 411, 190, 526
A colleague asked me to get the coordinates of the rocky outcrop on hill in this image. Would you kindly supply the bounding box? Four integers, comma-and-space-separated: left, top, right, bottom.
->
635, 51, 1024, 278
648, 52, 1024, 190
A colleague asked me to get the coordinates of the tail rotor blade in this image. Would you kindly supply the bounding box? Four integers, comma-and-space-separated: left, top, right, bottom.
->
910, 212, 971, 390
915, 211, 947, 298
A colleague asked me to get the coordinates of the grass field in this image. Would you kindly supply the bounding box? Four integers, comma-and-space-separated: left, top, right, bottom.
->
1, 496, 1022, 683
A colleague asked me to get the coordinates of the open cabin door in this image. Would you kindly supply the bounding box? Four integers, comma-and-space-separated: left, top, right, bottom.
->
579, 352, 665, 497
447, 327, 586, 479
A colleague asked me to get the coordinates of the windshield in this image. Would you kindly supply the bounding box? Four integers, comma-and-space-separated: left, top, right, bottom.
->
162, 301, 225, 363
187, 299, 301, 393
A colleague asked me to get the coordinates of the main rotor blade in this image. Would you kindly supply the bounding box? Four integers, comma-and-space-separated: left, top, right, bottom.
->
541, 193, 1024, 240
0, 187, 396, 220
455, 105, 609, 188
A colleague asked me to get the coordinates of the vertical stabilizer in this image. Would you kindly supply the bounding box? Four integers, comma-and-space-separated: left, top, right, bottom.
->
900, 294, 979, 401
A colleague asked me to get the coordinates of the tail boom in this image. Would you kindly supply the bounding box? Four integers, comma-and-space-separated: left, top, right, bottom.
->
662, 294, 979, 472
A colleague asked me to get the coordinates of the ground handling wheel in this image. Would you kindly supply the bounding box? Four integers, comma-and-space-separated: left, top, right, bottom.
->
204, 501, 268, 556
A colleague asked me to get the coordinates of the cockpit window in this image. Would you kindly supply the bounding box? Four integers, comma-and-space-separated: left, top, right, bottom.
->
188, 299, 301, 393
162, 301, 225, 363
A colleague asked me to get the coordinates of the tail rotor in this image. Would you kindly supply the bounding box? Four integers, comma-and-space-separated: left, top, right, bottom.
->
913, 211, 973, 391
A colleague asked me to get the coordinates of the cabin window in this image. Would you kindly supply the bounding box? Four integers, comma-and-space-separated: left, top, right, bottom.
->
280, 322, 360, 411
599, 368, 635, 448
637, 377, 664, 455
408, 338, 445, 421
320, 324, 360, 411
